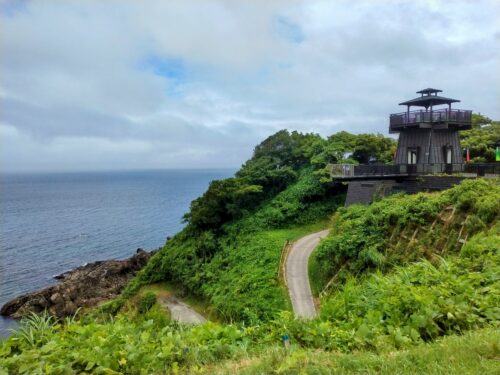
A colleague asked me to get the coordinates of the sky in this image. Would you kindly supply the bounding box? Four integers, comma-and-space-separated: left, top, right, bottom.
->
1, 0, 499, 172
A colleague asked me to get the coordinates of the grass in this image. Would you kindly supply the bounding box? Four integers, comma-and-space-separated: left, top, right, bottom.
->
209, 327, 500, 374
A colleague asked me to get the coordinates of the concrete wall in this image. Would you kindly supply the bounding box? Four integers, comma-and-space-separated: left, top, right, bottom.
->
345, 176, 466, 206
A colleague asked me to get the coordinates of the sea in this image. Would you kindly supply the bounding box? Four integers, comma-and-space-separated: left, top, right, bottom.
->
0, 169, 234, 338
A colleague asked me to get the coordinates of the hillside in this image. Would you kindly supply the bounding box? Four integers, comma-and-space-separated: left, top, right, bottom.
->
109, 129, 393, 322
1, 130, 500, 374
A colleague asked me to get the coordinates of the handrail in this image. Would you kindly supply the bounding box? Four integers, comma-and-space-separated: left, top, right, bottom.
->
390, 108, 470, 116
390, 108, 472, 128
328, 163, 500, 178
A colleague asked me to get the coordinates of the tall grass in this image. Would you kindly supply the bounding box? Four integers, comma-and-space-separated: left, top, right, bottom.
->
13, 311, 55, 348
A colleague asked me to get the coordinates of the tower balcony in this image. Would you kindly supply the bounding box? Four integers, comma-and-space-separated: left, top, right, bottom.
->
389, 108, 472, 133
327, 163, 500, 180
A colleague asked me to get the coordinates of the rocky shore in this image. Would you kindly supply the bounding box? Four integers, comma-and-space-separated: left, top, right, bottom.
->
1, 249, 154, 319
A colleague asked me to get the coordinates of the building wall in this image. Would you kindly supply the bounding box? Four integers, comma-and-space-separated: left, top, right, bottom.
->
344, 180, 394, 206
345, 176, 467, 206
395, 129, 429, 164
395, 128, 463, 164
429, 130, 462, 163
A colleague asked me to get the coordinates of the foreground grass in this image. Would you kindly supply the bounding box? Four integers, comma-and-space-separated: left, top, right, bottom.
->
210, 328, 500, 375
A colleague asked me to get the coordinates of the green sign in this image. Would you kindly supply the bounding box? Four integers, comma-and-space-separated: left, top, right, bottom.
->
496, 146, 500, 162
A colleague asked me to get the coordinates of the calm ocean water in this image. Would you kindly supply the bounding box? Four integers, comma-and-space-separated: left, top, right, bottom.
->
0, 169, 234, 337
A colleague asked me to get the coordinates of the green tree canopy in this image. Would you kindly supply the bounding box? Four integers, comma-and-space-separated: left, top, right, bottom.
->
461, 114, 500, 162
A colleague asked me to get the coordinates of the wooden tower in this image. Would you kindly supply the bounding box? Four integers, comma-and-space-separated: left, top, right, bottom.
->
390, 88, 472, 170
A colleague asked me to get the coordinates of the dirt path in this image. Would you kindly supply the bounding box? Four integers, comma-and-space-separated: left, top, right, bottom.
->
285, 229, 330, 319
159, 296, 206, 324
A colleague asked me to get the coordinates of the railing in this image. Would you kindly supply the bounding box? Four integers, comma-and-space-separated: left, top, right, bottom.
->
328, 163, 500, 178
464, 163, 500, 176
390, 109, 472, 130
328, 164, 403, 178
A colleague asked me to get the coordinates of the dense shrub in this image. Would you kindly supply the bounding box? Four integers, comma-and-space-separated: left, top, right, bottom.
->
311, 178, 500, 291
138, 292, 157, 314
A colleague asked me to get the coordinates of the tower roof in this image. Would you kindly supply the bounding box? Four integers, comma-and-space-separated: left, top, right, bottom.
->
399, 88, 460, 108
416, 88, 442, 95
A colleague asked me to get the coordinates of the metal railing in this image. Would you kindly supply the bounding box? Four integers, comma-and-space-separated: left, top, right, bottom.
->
328, 163, 500, 178
464, 163, 500, 176
390, 109, 472, 130
328, 164, 402, 178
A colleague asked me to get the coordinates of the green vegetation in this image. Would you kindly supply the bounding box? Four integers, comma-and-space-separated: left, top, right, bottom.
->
2, 179, 499, 374
118, 129, 394, 323
137, 291, 157, 314
210, 328, 500, 374
311, 178, 500, 293
2, 127, 500, 374
461, 113, 500, 162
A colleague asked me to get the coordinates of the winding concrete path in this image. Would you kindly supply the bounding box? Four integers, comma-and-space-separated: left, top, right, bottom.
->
159, 296, 206, 324
285, 229, 330, 319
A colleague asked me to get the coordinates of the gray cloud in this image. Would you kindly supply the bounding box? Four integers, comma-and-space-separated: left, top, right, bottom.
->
1, 0, 499, 172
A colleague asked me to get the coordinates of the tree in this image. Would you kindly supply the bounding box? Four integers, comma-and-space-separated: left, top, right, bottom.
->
351, 134, 396, 164
461, 114, 500, 162
184, 178, 263, 231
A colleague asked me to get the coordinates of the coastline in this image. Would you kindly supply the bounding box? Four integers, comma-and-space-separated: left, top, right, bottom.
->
1, 249, 154, 322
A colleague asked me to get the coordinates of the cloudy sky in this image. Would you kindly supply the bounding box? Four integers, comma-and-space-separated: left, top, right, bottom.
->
1, 0, 499, 172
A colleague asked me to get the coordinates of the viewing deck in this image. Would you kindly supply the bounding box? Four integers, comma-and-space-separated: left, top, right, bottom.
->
389, 108, 472, 132
328, 163, 500, 180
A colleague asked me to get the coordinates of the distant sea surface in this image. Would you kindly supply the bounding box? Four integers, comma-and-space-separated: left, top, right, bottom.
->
0, 169, 234, 337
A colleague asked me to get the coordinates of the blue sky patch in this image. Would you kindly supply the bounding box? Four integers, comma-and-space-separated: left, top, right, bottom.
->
140, 55, 188, 97
141, 55, 187, 82
273, 16, 305, 44
0, 0, 29, 17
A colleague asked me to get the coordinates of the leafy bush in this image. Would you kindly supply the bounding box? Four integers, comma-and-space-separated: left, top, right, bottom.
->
318, 229, 500, 348
12, 311, 56, 349
311, 178, 500, 292
138, 292, 157, 314
183, 178, 263, 231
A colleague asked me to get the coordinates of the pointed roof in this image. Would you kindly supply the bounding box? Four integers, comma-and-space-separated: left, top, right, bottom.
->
399, 88, 460, 108
416, 88, 442, 95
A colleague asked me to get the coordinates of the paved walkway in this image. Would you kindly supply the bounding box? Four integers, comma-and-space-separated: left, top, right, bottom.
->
285, 229, 330, 319
159, 296, 206, 324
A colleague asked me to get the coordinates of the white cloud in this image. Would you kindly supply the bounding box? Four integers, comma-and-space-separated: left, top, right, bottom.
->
0, 0, 499, 172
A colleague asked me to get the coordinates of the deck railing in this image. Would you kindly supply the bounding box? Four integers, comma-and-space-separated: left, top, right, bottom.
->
328, 163, 500, 179
390, 108, 472, 130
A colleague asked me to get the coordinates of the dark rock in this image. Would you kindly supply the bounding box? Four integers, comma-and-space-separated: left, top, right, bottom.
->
0, 250, 153, 319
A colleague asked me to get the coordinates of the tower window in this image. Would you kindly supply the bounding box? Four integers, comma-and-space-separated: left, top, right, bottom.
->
444, 146, 452, 164
407, 148, 418, 164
